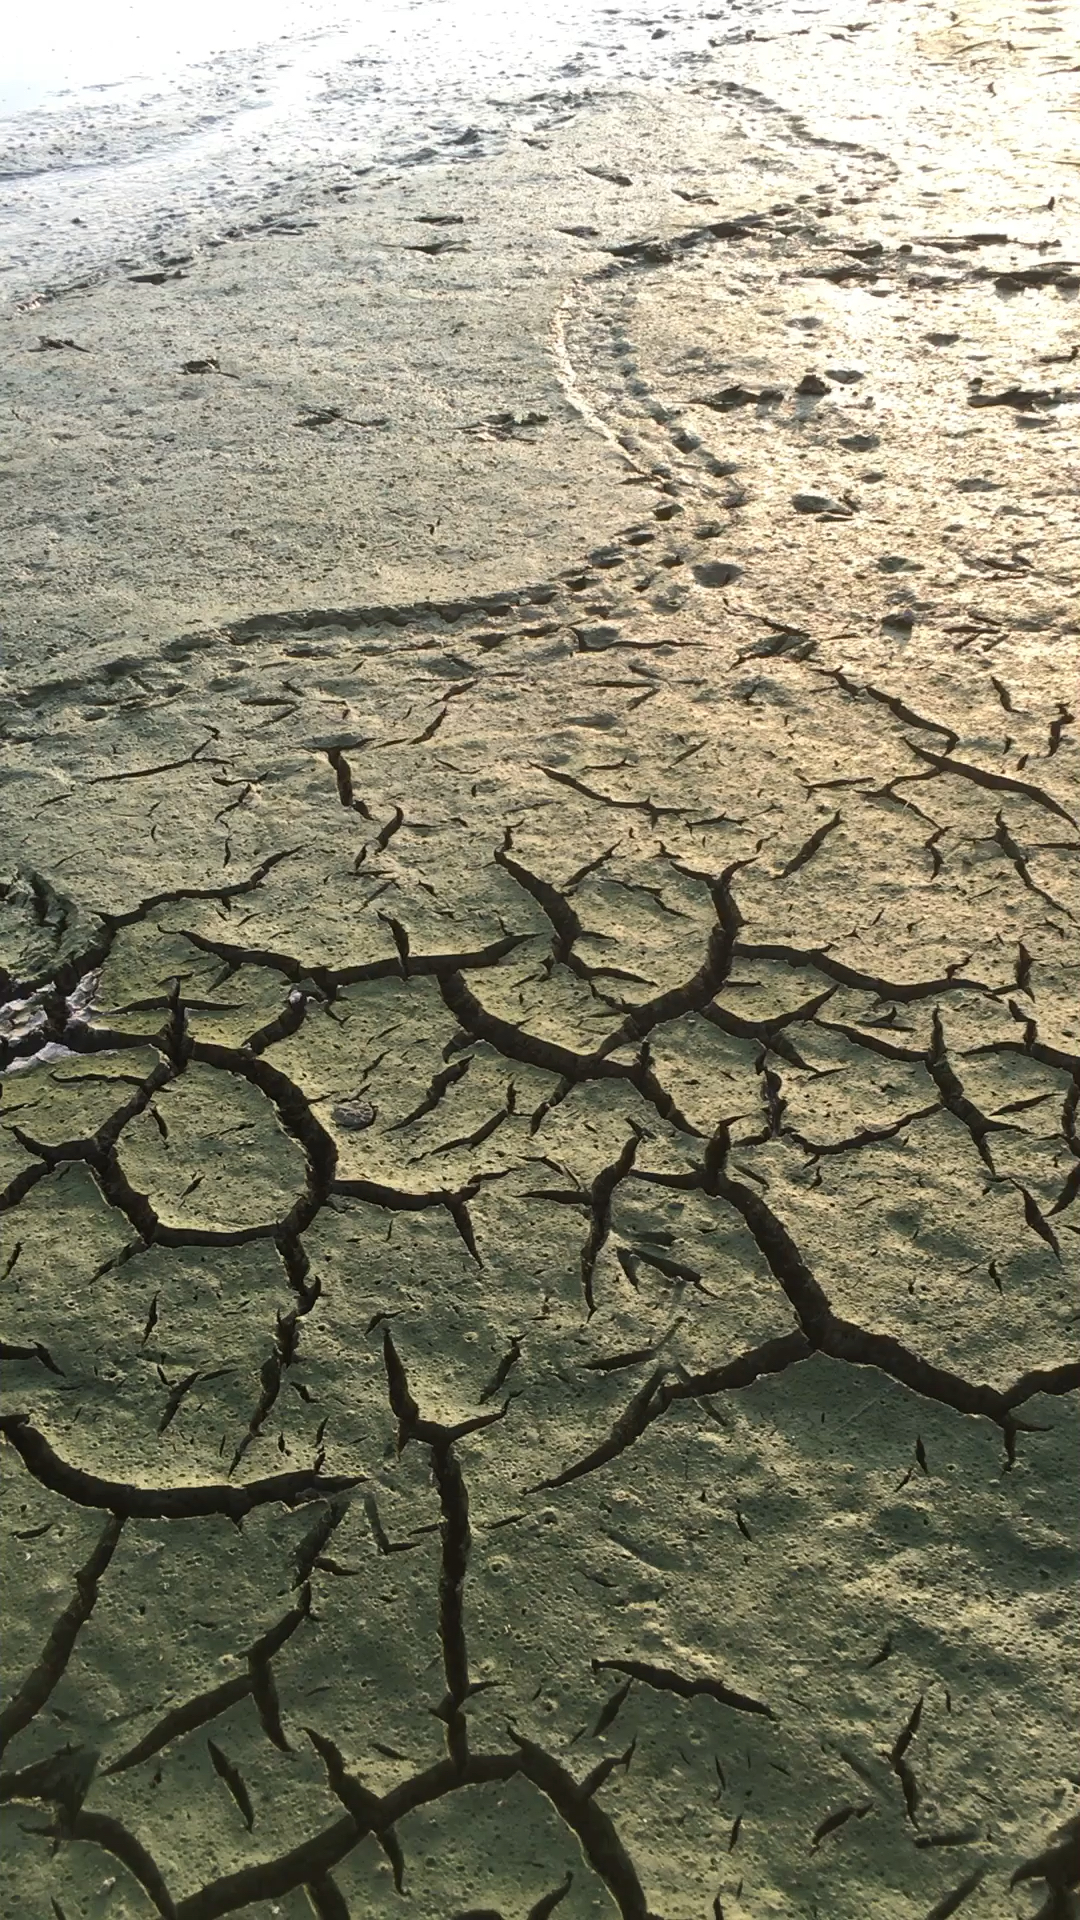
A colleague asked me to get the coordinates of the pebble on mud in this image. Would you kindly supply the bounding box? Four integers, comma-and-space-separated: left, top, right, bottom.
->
331, 1099, 378, 1130
692, 560, 741, 587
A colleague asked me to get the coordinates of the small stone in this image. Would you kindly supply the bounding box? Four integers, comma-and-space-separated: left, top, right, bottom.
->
332, 1099, 378, 1131
796, 373, 831, 396
791, 493, 836, 514
692, 560, 742, 588
877, 555, 924, 573
824, 367, 864, 383
839, 433, 879, 452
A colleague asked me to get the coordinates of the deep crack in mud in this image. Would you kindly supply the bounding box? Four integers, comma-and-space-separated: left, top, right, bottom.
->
1, 0, 1078, 1912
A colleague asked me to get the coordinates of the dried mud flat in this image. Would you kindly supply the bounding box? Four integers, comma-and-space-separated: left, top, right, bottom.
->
1, 2, 1079, 1917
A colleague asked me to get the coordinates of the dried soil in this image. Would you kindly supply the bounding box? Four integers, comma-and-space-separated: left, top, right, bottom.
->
1, 2, 1078, 1917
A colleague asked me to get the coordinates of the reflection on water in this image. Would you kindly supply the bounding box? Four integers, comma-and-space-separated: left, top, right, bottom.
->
2, 0, 339, 114
1, 0, 687, 119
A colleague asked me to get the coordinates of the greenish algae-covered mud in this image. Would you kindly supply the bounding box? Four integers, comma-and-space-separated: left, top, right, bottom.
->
1, 0, 1078, 1915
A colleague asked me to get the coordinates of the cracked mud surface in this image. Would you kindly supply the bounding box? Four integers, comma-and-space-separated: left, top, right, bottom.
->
1, 1, 1078, 1917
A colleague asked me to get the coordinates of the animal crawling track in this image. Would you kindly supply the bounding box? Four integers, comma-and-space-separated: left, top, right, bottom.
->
2, 226, 1079, 1920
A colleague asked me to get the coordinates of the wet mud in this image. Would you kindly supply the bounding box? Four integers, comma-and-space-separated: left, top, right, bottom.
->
1, 1, 1078, 1916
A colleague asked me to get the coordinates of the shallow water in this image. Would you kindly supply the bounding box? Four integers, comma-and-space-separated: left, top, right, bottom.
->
0, 0, 773, 299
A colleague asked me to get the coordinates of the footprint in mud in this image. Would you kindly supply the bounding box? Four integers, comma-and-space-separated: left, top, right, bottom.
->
294, 406, 389, 429
583, 164, 634, 187
29, 336, 89, 353
406, 236, 470, 255
698, 384, 785, 411
463, 411, 549, 441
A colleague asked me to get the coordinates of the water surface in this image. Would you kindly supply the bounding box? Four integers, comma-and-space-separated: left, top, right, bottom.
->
1, 0, 758, 297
